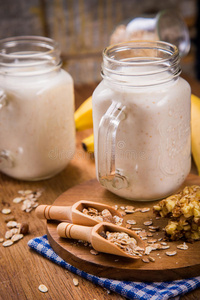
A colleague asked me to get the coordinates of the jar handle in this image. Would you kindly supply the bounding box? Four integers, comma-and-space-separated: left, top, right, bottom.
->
97, 101, 128, 190
0, 150, 14, 169
0, 89, 7, 109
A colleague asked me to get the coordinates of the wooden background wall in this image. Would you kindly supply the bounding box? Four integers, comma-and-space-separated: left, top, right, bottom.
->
0, 0, 197, 84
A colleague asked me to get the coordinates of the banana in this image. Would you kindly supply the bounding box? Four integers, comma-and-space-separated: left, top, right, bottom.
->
74, 96, 93, 131
191, 94, 200, 175
82, 133, 94, 153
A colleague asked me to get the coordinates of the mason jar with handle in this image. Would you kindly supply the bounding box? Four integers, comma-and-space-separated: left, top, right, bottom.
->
0, 36, 75, 180
92, 41, 191, 201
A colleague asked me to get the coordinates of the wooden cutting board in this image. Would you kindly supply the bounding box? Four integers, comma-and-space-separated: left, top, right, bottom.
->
47, 174, 200, 282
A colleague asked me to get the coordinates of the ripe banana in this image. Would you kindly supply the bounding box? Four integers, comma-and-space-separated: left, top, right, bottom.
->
191, 94, 200, 175
82, 133, 94, 153
74, 96, 93, 131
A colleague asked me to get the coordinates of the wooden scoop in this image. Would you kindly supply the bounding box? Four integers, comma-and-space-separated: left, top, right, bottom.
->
57, 221, 145, 259
35, 200, 122, 226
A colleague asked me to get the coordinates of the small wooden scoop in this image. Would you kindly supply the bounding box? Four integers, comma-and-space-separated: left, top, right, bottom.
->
57, 221, 145, 259
35, 200, 122, 226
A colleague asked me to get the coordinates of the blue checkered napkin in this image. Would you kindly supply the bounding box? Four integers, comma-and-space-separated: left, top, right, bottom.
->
28, 235, 200, 300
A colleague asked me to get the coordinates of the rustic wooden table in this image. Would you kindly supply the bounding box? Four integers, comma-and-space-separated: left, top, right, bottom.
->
0, 80, 199, 300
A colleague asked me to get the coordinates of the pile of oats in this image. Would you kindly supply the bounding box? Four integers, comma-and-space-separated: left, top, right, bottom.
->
82, 207, 123, 225
153, 185, 200, 242
0, 188, 41, 247
13, 189, 43, 213
1, 217, 29, 247
100, 230, 144, 257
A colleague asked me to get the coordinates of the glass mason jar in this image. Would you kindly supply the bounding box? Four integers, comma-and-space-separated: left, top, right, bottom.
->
0, 36, 75, 181
92, 41, 191, 201
110, 9, 190, 57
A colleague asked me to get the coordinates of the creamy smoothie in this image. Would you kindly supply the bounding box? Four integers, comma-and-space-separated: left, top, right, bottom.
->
0, 69, 75, 180
92, 76, 191, 200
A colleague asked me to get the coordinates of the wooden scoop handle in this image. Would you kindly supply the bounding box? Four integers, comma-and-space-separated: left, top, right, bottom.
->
35, 205, 72, 221
57, 222, 92, 243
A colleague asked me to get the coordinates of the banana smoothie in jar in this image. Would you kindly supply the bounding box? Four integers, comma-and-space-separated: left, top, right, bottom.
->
0, 36, 75, 180
92, 41, 191, 201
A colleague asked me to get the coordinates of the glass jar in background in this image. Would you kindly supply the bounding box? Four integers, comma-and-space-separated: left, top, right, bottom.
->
92, 41, 191, 201
110, 9, 190, 57
0, 36, 75, 180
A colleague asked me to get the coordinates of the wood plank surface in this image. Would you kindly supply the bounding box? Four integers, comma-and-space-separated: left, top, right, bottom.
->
0, 82, 200, 299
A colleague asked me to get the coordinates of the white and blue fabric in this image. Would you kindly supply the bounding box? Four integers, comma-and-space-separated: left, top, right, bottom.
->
28, 235, 200, 300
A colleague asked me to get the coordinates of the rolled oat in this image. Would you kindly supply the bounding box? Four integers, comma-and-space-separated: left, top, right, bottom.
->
38, 284, 48, 293
3, 240, 13, 247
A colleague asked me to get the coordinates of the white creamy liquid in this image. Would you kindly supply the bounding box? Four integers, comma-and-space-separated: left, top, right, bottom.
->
92, 75, 191, 200
0, 69, 75, 180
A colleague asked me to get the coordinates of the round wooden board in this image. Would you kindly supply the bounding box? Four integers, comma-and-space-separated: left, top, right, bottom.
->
47, 174, 200, 282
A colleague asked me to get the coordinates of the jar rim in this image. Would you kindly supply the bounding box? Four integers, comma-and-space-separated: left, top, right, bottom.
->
102, 41, 181, 87
0, 36, 61, 76
103, 40, 179, 65
0, 35, 60, 59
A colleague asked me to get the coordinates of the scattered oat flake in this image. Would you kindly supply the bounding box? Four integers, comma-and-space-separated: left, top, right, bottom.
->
141, 208, 150, 213
147, 232, 154, 237
13, 197, 24, 203
148, 229, 156, 233
11, 234, 23, 242
144, 246, 153, 255
126, 224, 131, 229
126, 205, 134, 210
147, 239, 157, 244
6, 221, 18, 228
1, 208, 11, 215
0, 238, 4, 243
24, 190, 33, 195
3, 240, 13, 247
38, 284, 48, 293
120, 211, 126, 217
142, 257, 150, 263
149, 256, 155, 262
161, 242, 167, 246
90, 249, 99, 255
73, 278, 79, 286
139, 231, 147, 237
148, 226, 159, 231
177, 243, 188, 250
5, 230, 13, 239
125, 210, 135, 214
11, 228, 19, 235
126, 220, 136, 225
143, 221, 153, 226
165, 251, 177, 256
161, 245, 170, 250
18, 190, 24, 195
